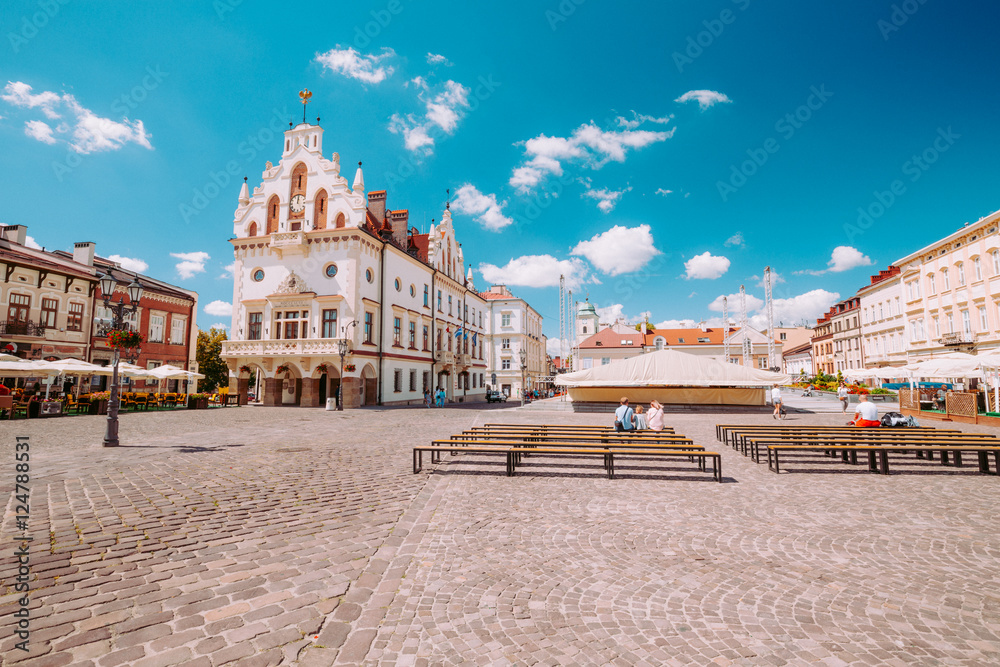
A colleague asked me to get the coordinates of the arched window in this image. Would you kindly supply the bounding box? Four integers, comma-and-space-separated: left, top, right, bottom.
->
314, 189, 328, 229
247, 221, 258, 237
654, 337, 666, 351
335, 212, 346, 229
266, 195, 280, 234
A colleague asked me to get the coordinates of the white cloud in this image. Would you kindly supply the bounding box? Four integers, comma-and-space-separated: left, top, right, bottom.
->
388, 79, 470, 155
655, 318, 698, 329
452, 184, 514, 231
754, 270, 784, 289
749, 289, 841, 328
426, 52, 452, 66
315, 46, 395, 84
1, 81, 62, 118
171, 251, 210, 279
724, 232, 745, 248
546, 337, 565, 357
582, 185, 632, 213
655, 188, 673, 196
684, 252, 731, 280
204, 300, 233, 317
571, 224, 661, 276
675, 89, 732, 110
798, 246, 874, 275
107, 254, 149, 273
616, 112, 671, 130
219, 261, 236, 279
24, 120, 56, 144
24, 236, 42, 250
478, 255, 589, 289
596, 303, 626, 323
708, 292, 765, 313
2, 81, 152, 154
210, 322, 230, 331
510, 120, 674, 193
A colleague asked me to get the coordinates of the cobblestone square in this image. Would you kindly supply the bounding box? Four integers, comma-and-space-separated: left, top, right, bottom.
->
2, 405, 1000, 666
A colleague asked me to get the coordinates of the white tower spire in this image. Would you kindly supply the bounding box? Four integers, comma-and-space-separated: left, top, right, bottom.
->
352, 161, 365, 193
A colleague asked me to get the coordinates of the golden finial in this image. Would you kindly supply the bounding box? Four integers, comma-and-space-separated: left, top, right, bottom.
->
299, 89, 313, 124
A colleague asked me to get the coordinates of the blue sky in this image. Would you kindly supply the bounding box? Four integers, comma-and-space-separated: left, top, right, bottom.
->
3, 0, 999, 353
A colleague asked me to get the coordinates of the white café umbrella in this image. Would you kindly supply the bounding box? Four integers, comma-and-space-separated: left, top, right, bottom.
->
147, 364, 205, 380
0, 359, 61, 378
0, 353, 22, 362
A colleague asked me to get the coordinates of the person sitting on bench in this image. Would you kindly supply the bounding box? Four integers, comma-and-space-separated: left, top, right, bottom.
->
614, 397, 634, 433
852, 394, 880, 427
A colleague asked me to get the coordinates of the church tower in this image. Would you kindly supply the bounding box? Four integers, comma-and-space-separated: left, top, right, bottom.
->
576, 299, 599, 346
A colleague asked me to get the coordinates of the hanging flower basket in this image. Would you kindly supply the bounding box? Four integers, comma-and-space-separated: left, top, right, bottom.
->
108, 329, 143, 350
315, 363, 332, 374
275, 364, 291, 374
344, 363, 356, 373
239, 365, 252, 375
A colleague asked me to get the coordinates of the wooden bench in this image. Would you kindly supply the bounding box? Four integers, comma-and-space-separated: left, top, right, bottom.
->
453, 432, 694, 446
413, 445, 516, 475
766, 443, 1000, 475
747, 433, 997, 463
717, 425, 949, 450
224, 394, 241, 407
479, 424, 677, 434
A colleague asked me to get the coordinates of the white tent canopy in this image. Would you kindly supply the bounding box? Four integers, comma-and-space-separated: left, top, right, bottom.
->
556, 349, 790, 388
147, 364, 204, 380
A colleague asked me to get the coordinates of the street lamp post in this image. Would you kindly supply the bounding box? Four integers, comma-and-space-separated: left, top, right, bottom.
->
336, 322, 356, 411
519, 348, 527, 408
98, 272, 143, 447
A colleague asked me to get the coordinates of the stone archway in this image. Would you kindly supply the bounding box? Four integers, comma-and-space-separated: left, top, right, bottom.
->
360, 363, 377, 406
262, 362, 302, 406
304, 363, 341, 408
236, 363, 266, 405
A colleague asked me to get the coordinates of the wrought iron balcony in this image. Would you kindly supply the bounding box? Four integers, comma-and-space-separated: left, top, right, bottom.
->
0, 320, 47, 337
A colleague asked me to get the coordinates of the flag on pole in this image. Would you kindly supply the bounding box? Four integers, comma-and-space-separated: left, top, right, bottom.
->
472, 333, 477, 346
455, 326, 462, 338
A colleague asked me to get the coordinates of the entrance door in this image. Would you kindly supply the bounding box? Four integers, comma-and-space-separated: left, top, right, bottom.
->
364, 378, 376, 405
319, 373, 327, 402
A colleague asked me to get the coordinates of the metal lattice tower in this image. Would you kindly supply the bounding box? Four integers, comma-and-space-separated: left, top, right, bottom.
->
567, 289, 574, 371
764, 266, 776, 371
559, 275, 567, 368
740, 285, 751, 367
722, 296, 730, 363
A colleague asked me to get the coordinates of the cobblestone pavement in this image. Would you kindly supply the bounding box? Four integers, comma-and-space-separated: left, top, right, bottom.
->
3, 406, 1000, 666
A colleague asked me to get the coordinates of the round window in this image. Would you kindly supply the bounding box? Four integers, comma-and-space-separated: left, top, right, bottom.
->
409, 284, 415, 297
394, 278, 401, 291
252, 269, 264, 282
366, 268, 373, 283
324, 263, 338, 278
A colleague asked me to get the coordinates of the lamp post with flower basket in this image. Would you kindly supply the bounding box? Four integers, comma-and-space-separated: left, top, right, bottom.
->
98, 273, 143, 447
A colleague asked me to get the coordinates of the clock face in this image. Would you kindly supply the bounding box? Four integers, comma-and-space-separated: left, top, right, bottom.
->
289, 194, 306, 213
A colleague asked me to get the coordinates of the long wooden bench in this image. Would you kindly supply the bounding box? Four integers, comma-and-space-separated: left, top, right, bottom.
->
717, 425, 950, 450
414, 444, 721, 481
747, 433, 998, 463
436, 439, 704, 466
480, 424, 676, 434
767, 443, 1000, 475
454, 432, 694, 446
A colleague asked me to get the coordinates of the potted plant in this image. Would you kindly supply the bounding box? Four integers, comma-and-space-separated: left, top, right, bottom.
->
344, 363, 356, 373
187, 393, 209, 409
39, 398, 63, 417
88, 391, 111, 415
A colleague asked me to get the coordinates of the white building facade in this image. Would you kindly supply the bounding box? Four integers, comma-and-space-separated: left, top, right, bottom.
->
482, 285, 545, 398
221, 119, 496, 407
858, 267, 907, 369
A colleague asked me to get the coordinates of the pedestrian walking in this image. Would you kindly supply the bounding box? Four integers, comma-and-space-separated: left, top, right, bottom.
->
424, 388, 431, 408
771, 385, 784, 419
837, 382, 849, 413
435, 387, 445, 407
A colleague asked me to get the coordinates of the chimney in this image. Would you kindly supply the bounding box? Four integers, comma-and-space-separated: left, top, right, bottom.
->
73, 241, 95, 267
367, 190, 386, 227
389, 209, 409, 247
700, 321, 708, 332
1, 224, 27, 246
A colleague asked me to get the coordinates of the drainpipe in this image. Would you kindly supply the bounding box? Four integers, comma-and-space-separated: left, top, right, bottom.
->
377, 237, 386, 405
430, 269, 437, 392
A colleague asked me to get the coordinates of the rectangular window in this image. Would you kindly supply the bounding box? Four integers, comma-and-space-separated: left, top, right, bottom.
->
422, 325, 429, 350
502, 337, 510, 349
993, 251, 1000, 276
437, 290, 442, 312
393, 317, 402, 346
423, 284, 429, 307
8, 293, 30, 321
408, 322, 416, 348
448, 331, 453, 351
928, 274, 936, 294
979, 306, 988, 331
409, 369, 417, 392
393, 369, 402, 393
40, 298, 58, 328
947, 312, 954, 333
422, 371, 430, 391
248, 312, 263, 340
601, 357, 611, 366
364, 312, 373, 343
472, 373, 477, 388
582, 358, 593, 369
974, 257, 982, 281
321, 309, 337, 338
502, 313, 511, 327
448, 295, 452, 315
479, 313, 482, 328
170, 317, 186, 345
284, 319, 299, 340
437, 328, 442, 350
67, 302, 83, 331
501, 358, 511, 370
933, 316, 940, 337
148, 314, 165, 343
958, 263, 966, 286
943, 269, 950, 290
962, 310, 971, 335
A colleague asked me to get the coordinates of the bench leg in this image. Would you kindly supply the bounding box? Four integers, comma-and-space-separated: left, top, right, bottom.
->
879, 450, 889, 475
767, 448, 773, 471
608, 453, 614, 479
954, 451, 962, 467
868, 451, 878, 473
773, 451, 780, 474
413, 450, 422, 474
850, 451, 858, 465
715, 457, 721, 483
941, 450, 950, 465
978, 451, 990, 474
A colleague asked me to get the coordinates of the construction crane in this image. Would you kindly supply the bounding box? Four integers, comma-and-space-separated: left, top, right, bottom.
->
559, 275, 567, 370
740, 285, 751, 367
722, 296, 730, 363
764, 266, 776, 371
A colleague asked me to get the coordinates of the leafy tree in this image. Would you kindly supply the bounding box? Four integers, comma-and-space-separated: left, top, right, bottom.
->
196, 327, 229, 392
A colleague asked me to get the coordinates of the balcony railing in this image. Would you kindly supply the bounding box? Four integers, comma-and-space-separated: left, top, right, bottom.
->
940, 332, 977, 346
456, 354, 472, 368
0, 320, 47, 337
434, 350, 454, 365
221, 337, 347, 357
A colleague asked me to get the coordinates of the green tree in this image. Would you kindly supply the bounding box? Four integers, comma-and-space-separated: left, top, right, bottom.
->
196, 327, 229, 393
